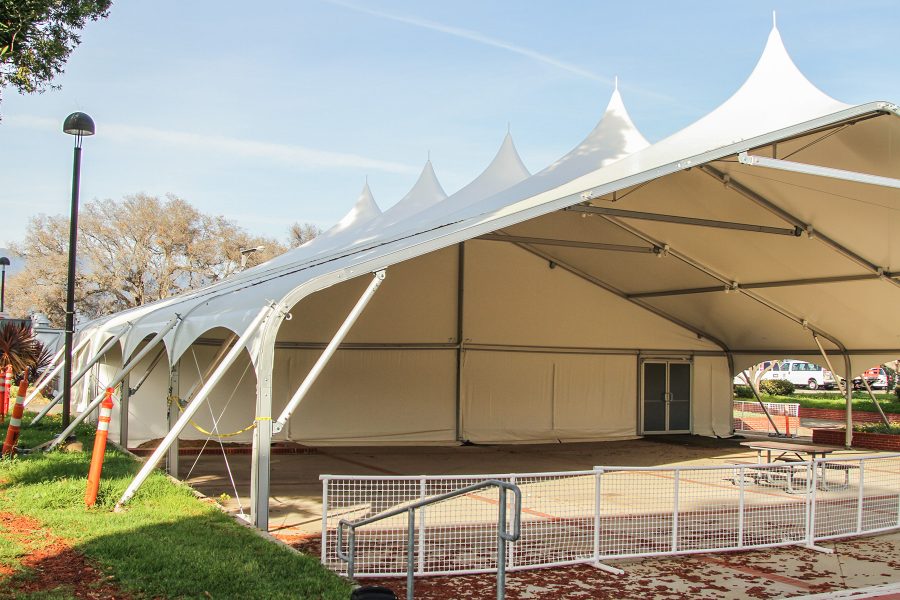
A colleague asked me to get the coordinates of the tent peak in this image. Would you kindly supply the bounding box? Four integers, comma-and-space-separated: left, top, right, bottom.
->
379, 157, 448, 223
330, 181, 381, 233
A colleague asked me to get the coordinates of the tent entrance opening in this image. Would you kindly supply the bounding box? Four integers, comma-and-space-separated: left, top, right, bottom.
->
642, 360, 691, 434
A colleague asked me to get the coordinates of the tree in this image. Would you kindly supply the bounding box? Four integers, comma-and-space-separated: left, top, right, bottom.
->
287, 221, 321, 248
0, 0, 112, 112
6, 193, 285, 326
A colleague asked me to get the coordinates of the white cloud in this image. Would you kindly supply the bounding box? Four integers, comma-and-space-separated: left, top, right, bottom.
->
6, 114, 415, 174
324, 0, 610, 83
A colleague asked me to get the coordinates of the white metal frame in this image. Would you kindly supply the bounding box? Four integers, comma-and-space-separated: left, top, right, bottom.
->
322, 453, 900, 579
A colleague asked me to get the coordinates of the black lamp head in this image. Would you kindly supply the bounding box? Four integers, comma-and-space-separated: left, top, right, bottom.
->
0, 257, 9, 267
63, 112, 95, 137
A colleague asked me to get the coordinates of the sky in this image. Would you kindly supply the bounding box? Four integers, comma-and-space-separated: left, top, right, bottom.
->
1, 1, 899, 248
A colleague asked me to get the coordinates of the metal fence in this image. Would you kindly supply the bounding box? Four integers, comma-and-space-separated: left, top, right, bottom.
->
321, 453, 900, 578
733, 400, 800, 436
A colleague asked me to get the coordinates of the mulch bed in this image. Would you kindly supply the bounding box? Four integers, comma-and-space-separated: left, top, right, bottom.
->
0, 511, 136, 599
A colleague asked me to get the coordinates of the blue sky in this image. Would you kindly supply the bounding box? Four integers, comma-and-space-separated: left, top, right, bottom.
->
1, 1, 898, 247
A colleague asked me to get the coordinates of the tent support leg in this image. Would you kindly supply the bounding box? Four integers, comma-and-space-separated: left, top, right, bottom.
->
30, 325, 133, 425
251, 372, 273, 530
116, 304, 275, 510
812, 334, 853, 447
119, 372, 130, 448
24, 337, 91, 407
859, 372, 890, 427
48, 316, 179, 449
455, 243, 465, 443
842, 353, 854, 448
741, 371, 782, 436
272, 270, 386, 434
166, 361, 180, 477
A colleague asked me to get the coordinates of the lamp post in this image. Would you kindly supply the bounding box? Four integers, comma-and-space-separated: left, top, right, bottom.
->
0, 256, 9, 313
62, 112, 95, 428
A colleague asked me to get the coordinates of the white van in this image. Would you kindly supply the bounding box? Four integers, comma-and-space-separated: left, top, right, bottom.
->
736, 360, 836, 390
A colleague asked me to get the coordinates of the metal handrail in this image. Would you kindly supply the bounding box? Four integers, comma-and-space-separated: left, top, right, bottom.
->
336, 478, 522, 600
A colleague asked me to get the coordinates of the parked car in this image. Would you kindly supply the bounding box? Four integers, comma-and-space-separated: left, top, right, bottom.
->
852, 367, 892, 390
734, 360, 836, 390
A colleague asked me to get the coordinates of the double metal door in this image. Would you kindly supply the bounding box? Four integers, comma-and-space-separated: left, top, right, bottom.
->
642, 360, 691, 433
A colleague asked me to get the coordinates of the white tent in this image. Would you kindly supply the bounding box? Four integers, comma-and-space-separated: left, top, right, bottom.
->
56, 23, 900, 529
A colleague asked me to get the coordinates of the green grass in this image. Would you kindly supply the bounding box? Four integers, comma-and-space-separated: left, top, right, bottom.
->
742, 392, 900, 414
0, 414, 352, 599
855, 422, 900, 435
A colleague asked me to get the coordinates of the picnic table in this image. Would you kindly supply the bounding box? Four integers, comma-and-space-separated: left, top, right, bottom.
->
738, 441, 849, 493
740, 441, 838, 464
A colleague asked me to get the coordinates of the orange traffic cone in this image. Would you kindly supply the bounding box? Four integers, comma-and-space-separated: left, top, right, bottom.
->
2, 369, 29, 457
85, 388, 114, 507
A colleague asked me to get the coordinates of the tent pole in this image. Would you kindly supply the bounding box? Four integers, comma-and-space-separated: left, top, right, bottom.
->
48, 316, 179, 449
251, 340, 275, 530
701, 166, 900, 293
272, 270, 386, 433
30, 324, 133, 425
842, 353, 854, 448
859, 370, 891, 428
116, 304, 275, 510
597, 212, 847, 350
178, 334, 238, 405
455, 243, 465, 443
23, 337, 90, 407
166, 361, 180, 476
119, 372, 130, 448
741, 371, 781, 436
812, 334, 852, 448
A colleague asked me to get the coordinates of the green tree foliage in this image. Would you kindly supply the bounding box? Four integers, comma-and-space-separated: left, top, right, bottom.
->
0, 0, 111, 108
6, 194, 290, 326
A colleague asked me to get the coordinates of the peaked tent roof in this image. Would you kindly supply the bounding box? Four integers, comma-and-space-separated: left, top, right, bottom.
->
78, 23, 899, 378
379, 159, 447, 225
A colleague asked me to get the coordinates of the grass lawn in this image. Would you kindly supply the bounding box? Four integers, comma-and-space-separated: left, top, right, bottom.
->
0, 413, 352, 599
747, 392, 900, 414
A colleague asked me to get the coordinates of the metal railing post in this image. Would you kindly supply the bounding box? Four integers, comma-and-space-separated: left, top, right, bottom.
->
857, 460, 865, 534
593, 469, 602, 561
497, 486, 508, 600
321, 477, 329, 565
418, 477, 426, 576
507, 475, 516, 571
407, 509, 415, 600
738, 466, 745, 548
809, 460, 819, 546
672, 469, 680, 553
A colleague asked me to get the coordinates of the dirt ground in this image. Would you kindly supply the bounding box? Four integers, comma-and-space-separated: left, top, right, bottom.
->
0, 511, 134, 599
351, 531, 900, 599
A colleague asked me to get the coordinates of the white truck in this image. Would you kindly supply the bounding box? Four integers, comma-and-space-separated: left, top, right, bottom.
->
735, 359, 836, 390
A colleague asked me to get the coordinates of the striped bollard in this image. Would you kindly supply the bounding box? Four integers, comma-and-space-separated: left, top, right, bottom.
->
2, 370, 29, 457
85, 388, 114, 507
0, 367, 7, 420
1, 366, 12, 419
2, 366, 12, 418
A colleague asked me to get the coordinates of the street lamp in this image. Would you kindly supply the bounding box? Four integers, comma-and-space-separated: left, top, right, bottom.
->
61, 112, 95, 428
0, 256, 9, 313
239, 245, 265, 270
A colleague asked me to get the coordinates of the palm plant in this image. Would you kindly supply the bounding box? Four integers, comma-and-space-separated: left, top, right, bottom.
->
0, 321, 40, 380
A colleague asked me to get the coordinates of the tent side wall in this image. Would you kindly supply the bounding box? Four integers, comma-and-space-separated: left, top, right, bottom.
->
275, 239, 732, 445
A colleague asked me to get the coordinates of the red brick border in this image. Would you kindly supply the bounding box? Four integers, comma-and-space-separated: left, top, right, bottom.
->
812, 428, 900, 451
799, 407, 900, 425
